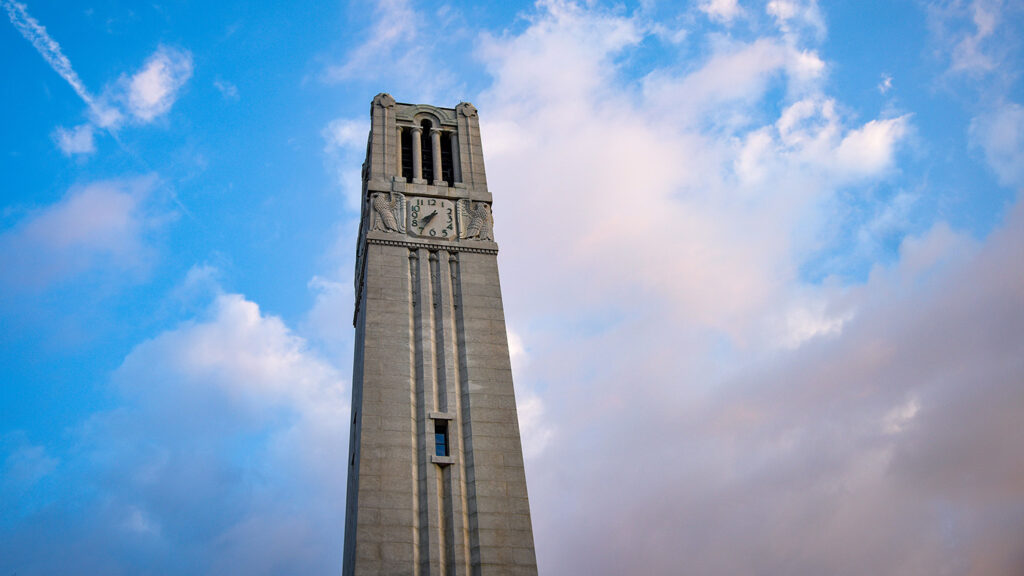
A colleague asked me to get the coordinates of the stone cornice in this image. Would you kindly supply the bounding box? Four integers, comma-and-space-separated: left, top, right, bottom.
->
352, 235, 498, 326
365, 236, 499, 255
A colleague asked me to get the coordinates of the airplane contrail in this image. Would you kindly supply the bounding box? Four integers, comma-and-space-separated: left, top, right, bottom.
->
2, 0, 101, 115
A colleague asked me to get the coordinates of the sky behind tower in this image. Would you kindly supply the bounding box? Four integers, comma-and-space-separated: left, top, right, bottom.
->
1, 1, 1023, 574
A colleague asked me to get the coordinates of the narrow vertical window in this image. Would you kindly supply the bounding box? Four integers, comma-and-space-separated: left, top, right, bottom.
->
434, 420, 448, 457
440, 131, 454, 187
400, 127, 413, 182
420, 120, 434, 183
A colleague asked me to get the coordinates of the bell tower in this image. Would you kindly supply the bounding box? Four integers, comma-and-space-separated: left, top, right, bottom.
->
343, 93, 538, 575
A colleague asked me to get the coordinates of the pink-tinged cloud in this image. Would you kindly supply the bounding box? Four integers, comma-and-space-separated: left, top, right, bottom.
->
0, 176, 164, 290
468, 3, 1023, 574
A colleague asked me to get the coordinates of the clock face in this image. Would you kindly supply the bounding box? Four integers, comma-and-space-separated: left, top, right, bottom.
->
409, 197, 455, 239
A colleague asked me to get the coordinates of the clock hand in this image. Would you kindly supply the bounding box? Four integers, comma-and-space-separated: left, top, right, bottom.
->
419, 210, 438, 231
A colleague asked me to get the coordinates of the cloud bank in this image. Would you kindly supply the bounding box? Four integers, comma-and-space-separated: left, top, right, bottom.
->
0, 288, 348, 575
468, 2, 1023, 574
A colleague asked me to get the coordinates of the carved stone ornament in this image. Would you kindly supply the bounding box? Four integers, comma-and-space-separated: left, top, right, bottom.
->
456, 102, 478, 118
371, 191, 406, 233
457, 199, 493, 241
373, 93, 396, 108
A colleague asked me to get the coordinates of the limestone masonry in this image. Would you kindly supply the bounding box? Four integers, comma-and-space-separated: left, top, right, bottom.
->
343, 94, 538, 575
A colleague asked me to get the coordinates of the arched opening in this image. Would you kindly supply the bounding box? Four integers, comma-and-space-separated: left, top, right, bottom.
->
400, 128, 413, 183
440, 131, 454, 187
420, 120, 434, 183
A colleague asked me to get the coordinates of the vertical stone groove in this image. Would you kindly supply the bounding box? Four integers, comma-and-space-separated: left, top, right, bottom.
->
409, 249, 422, 575
449, 253, 472, 573
451, 254, 482, 574
430, 251, 446, 412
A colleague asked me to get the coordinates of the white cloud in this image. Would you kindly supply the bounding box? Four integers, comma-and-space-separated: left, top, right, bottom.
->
950, 0, 1000, 73
480, 1, 642, 112
324, 0, 416, 82
116, 292, 345, 425
323, 117, 367, 150
516, 392, 554, 460
506, 328, 527, 374
641, 38, 825, 129
780, 299, 852, 349
322, 117, 369, 211
2, 0, 119, 151
1, 433, 57, 496
970, 101, 1024, 187
878, 72, 893, 94
700, 0, 744, 23
882, 395, 919, 435
0, 287, 349, 573
322, 0, 459, 102
739, 98, 908, 186
0, 175, 164, 289
2, 2, 194, 154
52, 123, 95, 156
834, 115, 910, 177
121, 46, 194, 122
303, 274, 355, 359
506, 327, 554, 459
114, 290, 348, 569
928, 0, 1020, 81
213, 78, 239, 101
766, 0, 826, 43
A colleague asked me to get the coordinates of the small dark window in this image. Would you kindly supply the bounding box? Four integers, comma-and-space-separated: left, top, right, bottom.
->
434, 420, 449, 457
400, 128, 413, 182
420, 120, 434, 183
440, 131, 454, 187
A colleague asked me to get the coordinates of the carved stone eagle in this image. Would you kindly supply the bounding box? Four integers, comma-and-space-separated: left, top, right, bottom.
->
458, 200, 492, 241
371, 191, 405, 233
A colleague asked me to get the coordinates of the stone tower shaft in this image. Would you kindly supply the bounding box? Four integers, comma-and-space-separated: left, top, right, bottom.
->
343, 93, 537, 575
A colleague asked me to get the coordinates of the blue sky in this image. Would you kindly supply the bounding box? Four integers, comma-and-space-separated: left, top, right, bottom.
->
2, 0, 1023, 574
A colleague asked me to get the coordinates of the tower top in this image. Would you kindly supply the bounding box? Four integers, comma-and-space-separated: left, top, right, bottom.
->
354, 95, 498, 325
364, 93, 489, 201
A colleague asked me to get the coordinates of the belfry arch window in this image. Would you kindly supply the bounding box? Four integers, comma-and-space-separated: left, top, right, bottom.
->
440, 131, 454, 186
420, 120, 435, 183
397, 118, 457, 186
400, 128, 413, 183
